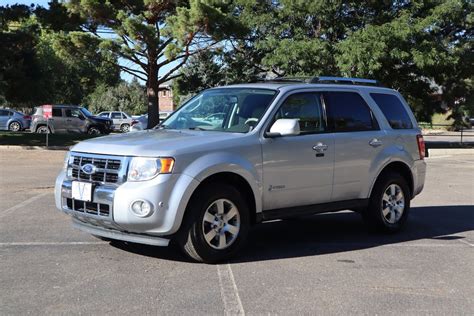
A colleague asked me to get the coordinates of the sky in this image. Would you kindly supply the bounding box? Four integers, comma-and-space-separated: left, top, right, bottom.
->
3, 0, 50, 7
2, 0, 178, 84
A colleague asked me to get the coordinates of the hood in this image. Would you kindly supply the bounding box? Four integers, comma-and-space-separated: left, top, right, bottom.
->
71, 129, 243, 156
89, 116, 111, 123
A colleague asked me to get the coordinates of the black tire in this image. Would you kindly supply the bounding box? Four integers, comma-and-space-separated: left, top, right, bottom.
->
362, 171, 410, 233
8, 121, 21, 132
36, 125, 51, 134
177, 183, 250, 263
87, 126, 101, 135
120, 124, 130, 133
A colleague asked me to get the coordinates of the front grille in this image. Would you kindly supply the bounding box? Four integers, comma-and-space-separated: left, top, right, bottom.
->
69, 154, 125, 184
66, 198, 110, 217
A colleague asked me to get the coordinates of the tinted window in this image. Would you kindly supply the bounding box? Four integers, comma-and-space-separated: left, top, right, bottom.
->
324, 92, 375, 132
99, 112, 109, 117
111, 112, 122, 119
370, 93, 413, 129
65, 108, 83, 119
121, 113, 127, 119
52, 108, 62, 117
0, 110, 10, 116
275, 93, 325, 133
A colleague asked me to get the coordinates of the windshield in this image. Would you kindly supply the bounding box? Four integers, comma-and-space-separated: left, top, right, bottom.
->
80, 108, 94, 117
160, 88, 277, 133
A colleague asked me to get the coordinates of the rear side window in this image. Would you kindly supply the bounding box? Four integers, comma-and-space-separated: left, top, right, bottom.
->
111, 112, 122, 119
52, 108, 62, 117
0, 110, 10, 116
370, 93, 413, 129
324, 92, 376, 132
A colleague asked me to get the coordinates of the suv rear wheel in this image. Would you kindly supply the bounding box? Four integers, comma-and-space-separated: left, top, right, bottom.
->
120, 124, 130, 133
178, 183, 249, 263
363, 172, 410, 232
36, 125, 50, 134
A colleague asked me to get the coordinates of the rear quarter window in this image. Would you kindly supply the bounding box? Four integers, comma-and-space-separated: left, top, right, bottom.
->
370, 93, 413, 129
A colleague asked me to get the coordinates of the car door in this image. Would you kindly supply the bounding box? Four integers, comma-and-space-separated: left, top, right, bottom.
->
323, 90, 385, 201
49, 108, 66, 132
261, 92, 335, 210
111, 112, 123, 129
0, 109, 10, 129
64, 108, 86, 133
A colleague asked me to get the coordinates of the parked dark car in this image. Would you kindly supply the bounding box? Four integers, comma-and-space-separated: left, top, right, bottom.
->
0, 108, 31, 131
31, 105, 113, 134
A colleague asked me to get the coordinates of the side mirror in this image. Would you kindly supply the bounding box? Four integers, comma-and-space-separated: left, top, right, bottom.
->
266, 119, 300, 137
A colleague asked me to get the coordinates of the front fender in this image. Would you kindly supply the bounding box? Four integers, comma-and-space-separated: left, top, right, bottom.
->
181, 152, 263, 214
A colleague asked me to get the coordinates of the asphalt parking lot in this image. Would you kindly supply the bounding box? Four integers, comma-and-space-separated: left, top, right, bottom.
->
0, 149, 473, 315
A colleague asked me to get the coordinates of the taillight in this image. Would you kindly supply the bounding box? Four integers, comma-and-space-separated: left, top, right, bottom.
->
416, 134, 425, 160
23, 115, 31, 120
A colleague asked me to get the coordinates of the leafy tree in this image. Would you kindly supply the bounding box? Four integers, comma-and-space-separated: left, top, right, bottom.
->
337, 0, 473, 122
0, 2, 120, 108
66, 0, 245, 128
85, 79, 147, 115
177, 0, 473, 123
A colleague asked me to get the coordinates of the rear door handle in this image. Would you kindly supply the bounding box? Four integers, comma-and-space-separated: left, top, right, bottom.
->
369, 138, 383, 147
312, 143, 328, 152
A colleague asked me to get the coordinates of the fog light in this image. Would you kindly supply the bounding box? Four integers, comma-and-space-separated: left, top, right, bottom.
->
130, 200, 153, 217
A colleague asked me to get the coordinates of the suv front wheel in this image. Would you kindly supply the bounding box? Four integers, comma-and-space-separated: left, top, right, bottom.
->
87, 126, 101, 135
363, 172, 410, 233
178, 183, 249, 263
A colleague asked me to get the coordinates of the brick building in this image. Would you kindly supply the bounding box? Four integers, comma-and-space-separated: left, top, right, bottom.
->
158, 81, 174, 112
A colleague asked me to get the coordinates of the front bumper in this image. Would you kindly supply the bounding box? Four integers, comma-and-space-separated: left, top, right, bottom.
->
72, 218, 170, 246
55, 169, 200, 244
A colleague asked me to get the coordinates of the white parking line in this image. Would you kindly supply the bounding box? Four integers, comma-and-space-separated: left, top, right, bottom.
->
217, 264, 245, 316
0, 192, 50, 219
0, 241, 106, 246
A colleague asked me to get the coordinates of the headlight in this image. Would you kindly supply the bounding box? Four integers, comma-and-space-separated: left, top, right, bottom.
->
127, 157, 174, 181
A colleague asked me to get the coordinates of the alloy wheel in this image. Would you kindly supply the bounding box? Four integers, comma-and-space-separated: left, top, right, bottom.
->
201, 198, 241, 250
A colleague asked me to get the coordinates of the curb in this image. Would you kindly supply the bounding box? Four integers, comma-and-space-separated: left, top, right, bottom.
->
428, 148, 473, 157
0, 145, 70, 151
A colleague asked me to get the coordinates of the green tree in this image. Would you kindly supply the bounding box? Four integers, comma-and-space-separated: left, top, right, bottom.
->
337, 0, 473, 122
0, 2, 120, 108
66, 0, 245, 128
86, 79, 147, 115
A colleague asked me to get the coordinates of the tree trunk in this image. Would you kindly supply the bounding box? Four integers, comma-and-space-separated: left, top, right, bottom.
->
146, 62, 160, 129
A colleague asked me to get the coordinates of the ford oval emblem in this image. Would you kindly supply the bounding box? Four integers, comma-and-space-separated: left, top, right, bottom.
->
81, 163, 96, 175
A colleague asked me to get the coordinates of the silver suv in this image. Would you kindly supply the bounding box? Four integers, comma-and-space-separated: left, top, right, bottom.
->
55, 77, 426, 263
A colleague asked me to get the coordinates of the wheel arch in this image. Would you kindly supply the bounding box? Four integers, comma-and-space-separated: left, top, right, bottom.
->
190, 172, 258, 225
8, 120, 23, 129
369, 160, 414, 199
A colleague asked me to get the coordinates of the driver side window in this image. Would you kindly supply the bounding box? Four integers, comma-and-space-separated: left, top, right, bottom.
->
275, 93, 325, 134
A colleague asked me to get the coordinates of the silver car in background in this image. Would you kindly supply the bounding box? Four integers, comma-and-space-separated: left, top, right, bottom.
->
0, 108, 31, 131
98, 111, 133, 132
130, 112, 172, 131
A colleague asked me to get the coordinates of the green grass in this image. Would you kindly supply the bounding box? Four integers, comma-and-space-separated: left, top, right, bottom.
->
0, 131, 100, 147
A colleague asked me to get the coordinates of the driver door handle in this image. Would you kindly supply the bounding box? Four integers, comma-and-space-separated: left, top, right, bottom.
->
312, 143, 328, 152
369, 138, 383, 147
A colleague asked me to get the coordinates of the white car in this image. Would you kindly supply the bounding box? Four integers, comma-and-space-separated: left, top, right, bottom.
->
97, 111, 133, 132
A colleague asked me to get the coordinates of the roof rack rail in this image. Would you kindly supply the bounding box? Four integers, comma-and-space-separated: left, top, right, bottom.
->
263, 76, 381, 86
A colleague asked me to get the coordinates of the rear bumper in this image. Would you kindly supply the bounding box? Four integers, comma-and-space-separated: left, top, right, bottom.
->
412, 159, 426, 197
